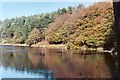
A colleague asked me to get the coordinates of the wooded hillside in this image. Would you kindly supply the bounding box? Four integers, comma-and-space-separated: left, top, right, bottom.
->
0, 2, 114, 50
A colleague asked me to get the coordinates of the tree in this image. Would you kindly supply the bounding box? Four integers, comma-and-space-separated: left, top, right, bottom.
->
57, 8, 67, 15
45, 13, 71, 43
27, 28, 41, 46
76, 3, 85, 9
67, 6, 75, 14
113, 1, 120, 78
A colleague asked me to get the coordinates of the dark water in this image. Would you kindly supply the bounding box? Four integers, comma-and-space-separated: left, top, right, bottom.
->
0, 45, 118, 78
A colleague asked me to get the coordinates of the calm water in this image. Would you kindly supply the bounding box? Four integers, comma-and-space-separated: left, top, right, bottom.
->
0, 45, 118, 78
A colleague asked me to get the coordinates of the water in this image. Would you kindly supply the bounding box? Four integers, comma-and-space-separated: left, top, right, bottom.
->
0, 45, 118, 78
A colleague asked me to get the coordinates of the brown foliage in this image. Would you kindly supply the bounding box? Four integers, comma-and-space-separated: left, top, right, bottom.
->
45, 2, 114, 49
45, 13, 71, 42
27, 28, 41, 45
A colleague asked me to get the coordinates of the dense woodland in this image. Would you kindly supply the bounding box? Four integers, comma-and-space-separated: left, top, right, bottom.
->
0, 2, 114, 50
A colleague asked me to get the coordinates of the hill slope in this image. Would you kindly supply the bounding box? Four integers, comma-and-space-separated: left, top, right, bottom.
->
45, 2, 114, 50
1, 2, 114, 50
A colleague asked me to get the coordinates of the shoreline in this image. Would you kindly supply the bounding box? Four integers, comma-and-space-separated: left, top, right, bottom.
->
0, 43, 113, 54
0, 43, 67, 49
0, 43, 29, 47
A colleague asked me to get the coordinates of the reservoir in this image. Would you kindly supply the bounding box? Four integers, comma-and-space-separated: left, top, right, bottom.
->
0, 45, 118, 78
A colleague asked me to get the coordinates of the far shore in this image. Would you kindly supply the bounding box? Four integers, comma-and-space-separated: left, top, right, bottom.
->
0, 43, 113, 54
0, 43, 67, 49
1, 43, 29, 47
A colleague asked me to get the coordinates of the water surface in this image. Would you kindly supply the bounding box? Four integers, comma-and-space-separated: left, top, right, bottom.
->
0, 45, 118, 78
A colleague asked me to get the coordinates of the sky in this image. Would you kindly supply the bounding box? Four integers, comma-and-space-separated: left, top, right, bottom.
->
0, 0, 112, 21
0, 2, 93, 21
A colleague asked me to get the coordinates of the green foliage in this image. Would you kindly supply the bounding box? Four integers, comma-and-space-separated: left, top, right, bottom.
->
67, 6, 75, 14
76, 3, 85, 9
45, 2, 114, 49
57, 8, 67, 15
1, 6, 73, 44
0, 2, 114, 50
27, 28, 41, 46
2, 38, 13, 44
47, 23, 69, 44
68, 3, 114, 49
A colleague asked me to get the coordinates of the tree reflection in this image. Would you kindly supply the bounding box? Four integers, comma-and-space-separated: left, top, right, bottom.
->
1, 46, 116, 78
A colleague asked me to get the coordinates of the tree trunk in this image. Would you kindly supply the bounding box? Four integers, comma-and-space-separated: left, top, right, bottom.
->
113, 1, 120, 78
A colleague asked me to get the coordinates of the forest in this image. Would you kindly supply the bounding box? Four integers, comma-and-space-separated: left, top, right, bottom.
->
0, 2, 114, 50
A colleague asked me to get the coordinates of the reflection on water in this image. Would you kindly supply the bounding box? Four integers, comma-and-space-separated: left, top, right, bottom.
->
0, 45, 118, 78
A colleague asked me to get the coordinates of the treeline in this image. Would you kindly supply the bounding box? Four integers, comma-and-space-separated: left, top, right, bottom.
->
0, 4, 84, 44
46, 2, 114, 49
46, 3, 114, 49
0, 3, 114, 50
